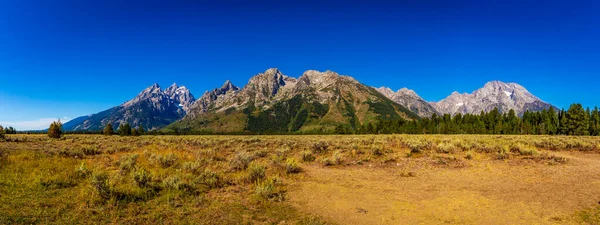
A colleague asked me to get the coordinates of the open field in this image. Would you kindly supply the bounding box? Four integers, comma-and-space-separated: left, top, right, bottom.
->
1, 134, 600, 224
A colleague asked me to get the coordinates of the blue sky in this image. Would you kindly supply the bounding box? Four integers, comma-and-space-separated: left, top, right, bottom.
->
1, 0, 599, 130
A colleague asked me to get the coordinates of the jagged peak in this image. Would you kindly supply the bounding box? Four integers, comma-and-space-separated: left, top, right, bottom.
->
398, 87, 419, 98
147, 83, 161, 90
263, 68, 282, 75
220, 80, 237, 90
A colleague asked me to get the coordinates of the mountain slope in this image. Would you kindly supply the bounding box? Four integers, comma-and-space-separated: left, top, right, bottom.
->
376, 87, 440, 117
65, 83, 195, 131
431, 81, 557, 116
167, 69, 418, 133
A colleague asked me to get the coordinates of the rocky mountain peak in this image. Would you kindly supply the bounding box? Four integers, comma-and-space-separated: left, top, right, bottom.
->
375, 86, 439, 117
432, 80, 554, 116
163, 83, 179, 96
220, 80, 237, 91
398, 88, 419, 98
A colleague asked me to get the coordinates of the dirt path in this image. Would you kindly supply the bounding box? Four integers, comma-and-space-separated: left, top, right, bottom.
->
288, 152, 600, 224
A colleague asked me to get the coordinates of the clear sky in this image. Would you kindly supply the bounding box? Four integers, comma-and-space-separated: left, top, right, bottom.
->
1, 0, 599, 130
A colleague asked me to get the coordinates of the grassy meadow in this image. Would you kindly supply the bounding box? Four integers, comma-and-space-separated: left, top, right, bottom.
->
1, 134, 600, 224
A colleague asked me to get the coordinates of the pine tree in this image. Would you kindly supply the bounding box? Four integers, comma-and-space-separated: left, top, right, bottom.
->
137, 125, 145, 135
566, 103, 589, 135
0, 125, 4, 140
48, 119, 63, 139
591, 107, 600, 136
103, 123, 114, 135
118, 123, 132, 136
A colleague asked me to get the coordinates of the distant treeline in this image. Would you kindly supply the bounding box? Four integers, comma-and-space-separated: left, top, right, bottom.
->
8, 103, 600, 136
357, 103, 599, 136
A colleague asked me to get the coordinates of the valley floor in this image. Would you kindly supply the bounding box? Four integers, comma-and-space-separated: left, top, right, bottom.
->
1, 134, 600, 224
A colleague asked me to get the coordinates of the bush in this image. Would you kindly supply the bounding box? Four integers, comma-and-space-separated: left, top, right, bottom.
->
285, 158, 301, 174
230, 151, 254, 171
132, 167, 152, 188
82, 145, 101, 156
156, 153, 179, 168
162, 175, 182, 190
118, 154, 139, 174
332, 151, 344, 165
194, 170, 225, 190
496, 148, 510, 160
312, 141, 329, 154
436, 142, 456, 154
246, 162, 266, 183
254, 177, 284, 201
181, 161, 204, 174
48, 120, 63, 139
0, 125, 5, 140
301, 150, 316, 162
321, 158, 334, 166
371, 146, 384, 156
465, 151, 474, 160
76, 162, 91, 178
91, 172, 111, 201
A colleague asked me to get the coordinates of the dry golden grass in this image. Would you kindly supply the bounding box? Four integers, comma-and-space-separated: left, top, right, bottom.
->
1, 134, 600, 224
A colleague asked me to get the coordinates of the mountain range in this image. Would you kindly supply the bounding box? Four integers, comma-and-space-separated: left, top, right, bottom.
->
64, 69, 557, 132
63, 83, 195, 131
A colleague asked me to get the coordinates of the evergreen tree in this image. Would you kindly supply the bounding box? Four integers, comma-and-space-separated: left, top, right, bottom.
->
118, 123, 132, 136
0, 125, 4, 140
103, 123, 114, 135
137, 125, 145, 135
559, 109, 568, 135
590, 107, 600, 136
566, 103, 589, 135
48, 119, 63, 139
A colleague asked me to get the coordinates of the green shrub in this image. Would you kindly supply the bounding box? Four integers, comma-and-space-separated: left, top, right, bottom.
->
47, 120, 63, 139
230, 151, 254, 170
132, 167, 152, 188
162, 175, 182, 190
436, 142, 456, 154
181, 161, 204, 174
285, 158, 301, 174
194, 170, 225, 191
371, 146, 384, 156
76, 162, 91, 178
156, 153, 179, 168
91, 172, 111, 201
301, 150, 316, 162
82, 145, 101, 156
254, 177, 284, 201
312, 141, 329, 154
246, 162, 266, 183
465, 151, 474, 160
496, 148, 510, 160
332, 151, 344, 165
321, 158, 334, 166
118, 154, 139, 175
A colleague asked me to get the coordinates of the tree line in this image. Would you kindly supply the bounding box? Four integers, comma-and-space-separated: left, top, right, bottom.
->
357, 103, 600, 136
2, 103, 598, 137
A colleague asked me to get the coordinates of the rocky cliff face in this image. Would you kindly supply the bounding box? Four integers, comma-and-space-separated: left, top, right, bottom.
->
431, 81, 556, 116
376, 87, 440, 117
64, 83, 195, 131
168, 68, 418, 133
